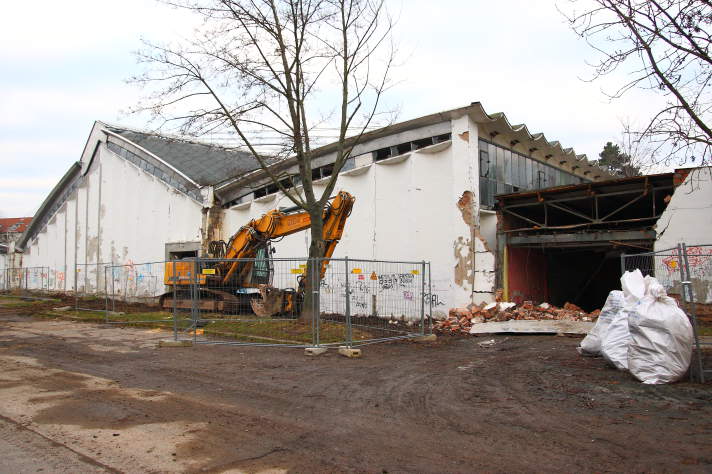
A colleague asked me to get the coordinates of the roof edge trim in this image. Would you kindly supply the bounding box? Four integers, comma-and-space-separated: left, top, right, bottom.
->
17, 162, 82, 250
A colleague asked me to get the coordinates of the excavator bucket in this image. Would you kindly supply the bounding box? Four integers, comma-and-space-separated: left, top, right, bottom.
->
250, 285, 284, 317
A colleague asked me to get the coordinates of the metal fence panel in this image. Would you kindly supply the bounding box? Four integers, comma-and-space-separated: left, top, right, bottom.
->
100, 257, 431, 348
1, 267, 50, 298
75, 263, 110, 311
188, 257, 316, 347
319, 258, 428, 347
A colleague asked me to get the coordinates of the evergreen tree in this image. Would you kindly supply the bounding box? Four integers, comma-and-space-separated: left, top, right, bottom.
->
598, 142, 641, 177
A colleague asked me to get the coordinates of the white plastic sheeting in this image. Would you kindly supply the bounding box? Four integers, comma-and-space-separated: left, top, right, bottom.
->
578, 290, 624, 356
600, 270, 646, 371
582, 269, 694, 384
627, 279, 694, 384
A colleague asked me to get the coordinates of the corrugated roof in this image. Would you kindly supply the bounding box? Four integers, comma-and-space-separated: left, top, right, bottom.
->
0, 217, 32, 234
107, 127, 262, 186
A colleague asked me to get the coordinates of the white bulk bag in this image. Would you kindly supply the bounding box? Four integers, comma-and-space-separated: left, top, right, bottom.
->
601, 270, 646, 371
578, 290, 624, 356
627, 279, 694, 384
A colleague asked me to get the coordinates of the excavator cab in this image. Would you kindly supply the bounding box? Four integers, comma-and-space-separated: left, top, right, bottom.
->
250, 243, 273, 286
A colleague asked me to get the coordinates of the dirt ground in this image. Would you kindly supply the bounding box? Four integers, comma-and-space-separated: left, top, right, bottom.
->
0, 308, 711, 473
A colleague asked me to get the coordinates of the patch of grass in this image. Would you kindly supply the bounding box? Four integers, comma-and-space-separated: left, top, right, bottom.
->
39, 309, 374, 344
203, 319, 366, 344
0, 296, 61, 308
39, 309, 196, 331
698, 326, 712, 337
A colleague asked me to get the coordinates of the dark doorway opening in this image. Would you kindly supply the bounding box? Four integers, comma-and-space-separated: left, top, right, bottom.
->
544, 247, 622, 312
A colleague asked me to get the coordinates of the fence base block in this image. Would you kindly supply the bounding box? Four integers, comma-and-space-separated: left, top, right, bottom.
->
304, 346, 328, 356
158, 340, 193, 348
338, 346, 362, 358
414, 334, 437, 343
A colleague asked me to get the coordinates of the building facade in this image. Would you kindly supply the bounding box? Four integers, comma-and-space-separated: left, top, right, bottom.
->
15, 102, 604, 315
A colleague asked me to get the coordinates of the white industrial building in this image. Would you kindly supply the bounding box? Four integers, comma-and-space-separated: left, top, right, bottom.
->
14, 102, 608, 314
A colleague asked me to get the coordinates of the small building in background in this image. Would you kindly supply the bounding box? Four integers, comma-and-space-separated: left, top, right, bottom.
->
0, 217, 32, 245
0, 217, 32, 272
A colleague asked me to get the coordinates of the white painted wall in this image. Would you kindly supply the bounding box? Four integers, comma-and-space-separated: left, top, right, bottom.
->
656, 167, 712, 250
223, 116, 496, 318
23, 144, 204, 295
655, 167, 712, 303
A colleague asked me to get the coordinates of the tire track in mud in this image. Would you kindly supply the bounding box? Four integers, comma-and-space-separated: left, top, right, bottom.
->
1, 315, 711, 472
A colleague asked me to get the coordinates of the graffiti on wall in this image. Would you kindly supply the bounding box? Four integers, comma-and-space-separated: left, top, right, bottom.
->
316, 265, 446, 322
109, 260, 162, 298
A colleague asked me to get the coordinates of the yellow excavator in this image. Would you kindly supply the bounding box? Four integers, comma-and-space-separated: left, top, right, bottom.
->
160, 190, 355, 317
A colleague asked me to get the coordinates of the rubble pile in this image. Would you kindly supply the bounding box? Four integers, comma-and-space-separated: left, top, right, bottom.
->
435, 300, 600, 335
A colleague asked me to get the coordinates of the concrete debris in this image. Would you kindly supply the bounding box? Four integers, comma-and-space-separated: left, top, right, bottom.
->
477, 338, 508, 347
470, 320, 594, 335
435, 300, 598, 335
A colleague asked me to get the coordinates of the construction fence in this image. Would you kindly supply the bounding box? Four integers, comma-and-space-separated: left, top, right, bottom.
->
97, 257, 432, 348
622, 243, 712, 383
1, 267, 50, 296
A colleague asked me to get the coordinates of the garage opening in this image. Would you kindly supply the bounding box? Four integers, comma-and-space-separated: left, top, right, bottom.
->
498, 173, 676, 312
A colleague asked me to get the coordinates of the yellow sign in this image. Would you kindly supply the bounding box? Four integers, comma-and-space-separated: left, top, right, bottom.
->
299, 264, 306, 269
291, 268, 305, 274
202, 268, 216, 275
411, 269, 420, 275
370, 271, 378, 280
351, 268, 362, 274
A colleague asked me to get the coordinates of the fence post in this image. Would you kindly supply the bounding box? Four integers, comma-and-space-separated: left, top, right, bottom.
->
111, 266, 116, 313
680, 243, 705, 383
420, 260, 426, 336
172, 272, 178, 342
313, 258, 320, 347
191, 257, 199, 343
428, 263, 433, 335
344, 257, 352, 347
104, 266, 109, 323
75, 265, 79, 313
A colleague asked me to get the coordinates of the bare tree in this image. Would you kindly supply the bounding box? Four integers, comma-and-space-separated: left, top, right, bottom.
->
131, 0, 395, 317
618, 118, 655, 174
564, 0, 712, 165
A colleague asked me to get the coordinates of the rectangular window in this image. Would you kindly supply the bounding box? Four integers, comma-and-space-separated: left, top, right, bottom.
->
518, 154, 527, 188
479, 150, 489, 177
488, 143, 496, 177
503, 149, 512, 185
496, 147, 505, 183
374, 148, 391, 161
525, 158, 533, 189
413, 137, 433, 150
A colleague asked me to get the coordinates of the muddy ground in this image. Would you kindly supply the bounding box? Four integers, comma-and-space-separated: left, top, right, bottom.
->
0, 307, 710, 473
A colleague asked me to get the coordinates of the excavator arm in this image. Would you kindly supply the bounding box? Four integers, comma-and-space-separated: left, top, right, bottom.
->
162, 190, 354, 317
219, 190, 355, 285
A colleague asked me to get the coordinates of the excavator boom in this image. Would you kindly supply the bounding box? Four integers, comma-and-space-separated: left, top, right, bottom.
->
220, 190, 354, 285
162, 190, 355, 317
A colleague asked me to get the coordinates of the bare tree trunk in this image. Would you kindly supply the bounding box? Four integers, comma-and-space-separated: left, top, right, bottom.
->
300, 210, 325, 323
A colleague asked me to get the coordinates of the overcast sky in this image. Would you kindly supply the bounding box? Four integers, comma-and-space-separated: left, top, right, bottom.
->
0, 0, 665, 218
